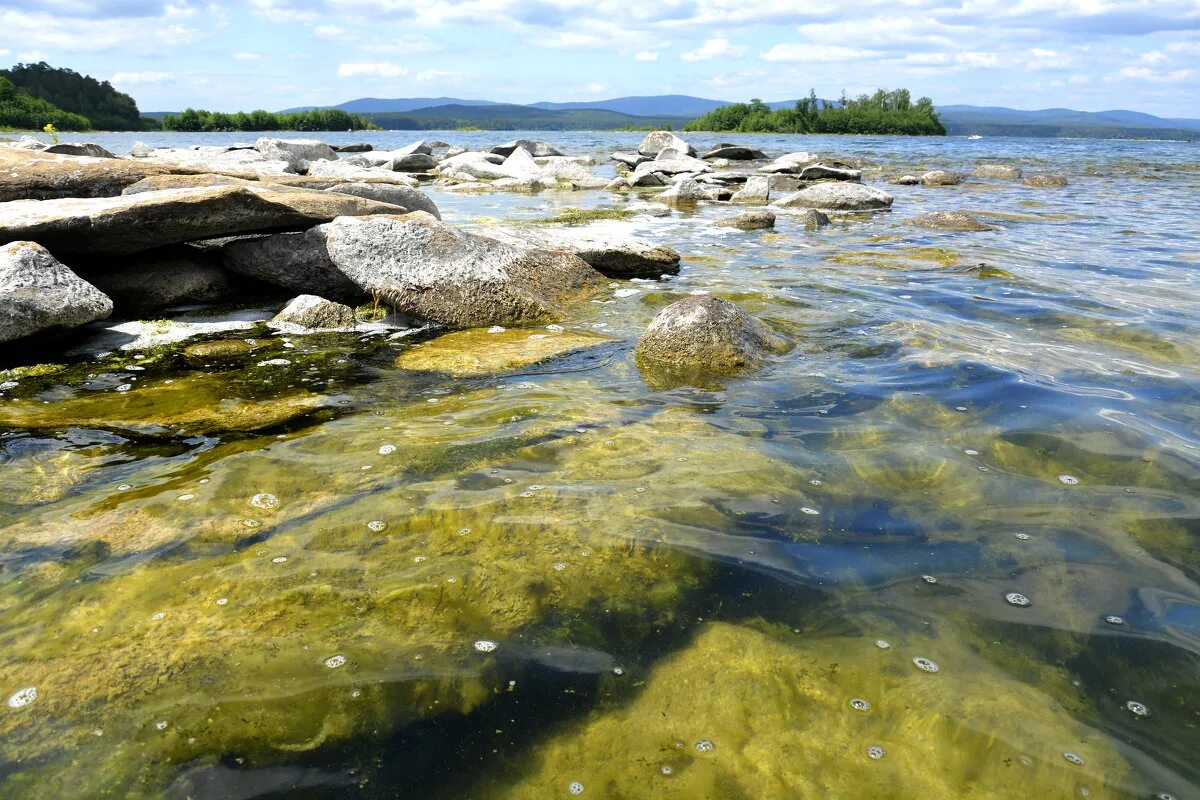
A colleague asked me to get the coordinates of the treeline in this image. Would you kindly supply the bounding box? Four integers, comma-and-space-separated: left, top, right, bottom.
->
0, 76, 91, 130
685, 89, 946, 136
0, 62, 151, 130
162, 108, 378, 132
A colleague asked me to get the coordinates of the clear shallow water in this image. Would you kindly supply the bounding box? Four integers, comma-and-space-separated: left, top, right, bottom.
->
0, 131, 1197, 799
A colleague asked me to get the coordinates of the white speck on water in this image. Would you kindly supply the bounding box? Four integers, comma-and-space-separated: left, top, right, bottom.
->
850, 698, 871, 711
922, 575, 938, 584
177, 494, 195, 501
801, 507, 820, 515
568, 781, 584, 795
964, 449, 979, 455
546, 324, 564, 332
116, 384, 133, 392
378, 444, 396, 455
1015, 532, 1031, 541
117, 483, 132, 491
1126, 700, 1149, 717
867, 745, 886, 760
458, 528, 471, 536
553, 562, 567, 571
250, 493, 279, 510
473, 640, 498, 653
875, 640, 890, 649
695, 739, 715, 753
1006, 592, 1031, 607
6, 687, 37, 709
257, 359, 292, 367
325, 655, 346, 669
1058, 474, 1080, 485
367, 520, 388, 532
614, 288, 640, 298
487, 326, 506, 333
151, 611, 166, 621
1105, 615, 1125, 625
913, 657, 940, 673
272, 556, 288, 564
155, 720, 169, 731
1063, 752, 1085, 766
215, 598, 228, 606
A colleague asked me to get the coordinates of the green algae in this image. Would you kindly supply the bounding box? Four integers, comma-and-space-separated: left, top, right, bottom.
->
829, 247, 962, 270
484, 621, 1134, 800
395, 328, 611, 377
531, 207, 635, 225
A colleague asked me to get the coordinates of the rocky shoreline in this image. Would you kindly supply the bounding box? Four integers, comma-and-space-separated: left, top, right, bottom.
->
0, 132, 1055, 383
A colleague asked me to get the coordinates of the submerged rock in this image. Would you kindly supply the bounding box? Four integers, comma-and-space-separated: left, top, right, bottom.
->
793, 208, 831, 230
395, 327, 609, 376
910, 211, 1000, 232
272, 294, 357, 329
773, 183, 894, 212
974, 164, 1023, 179
634, 296, 788, 382
0, 185, 406, 254
0, 241, 113, 344
891, 175, 921, 185
325, 182, 441, 219
1026, 174, 1069, 187
731, 175, 770, 205
921, 169, 962, 187
481, 227, 681, 279
490, 622, 1132, 800
712, 210, 776, 231
656, 179, 722, 207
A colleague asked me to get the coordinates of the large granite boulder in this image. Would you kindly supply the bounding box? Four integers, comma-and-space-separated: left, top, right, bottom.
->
491, 139, 564, 158
974, 164, 1023, 179
632, 158, 712, 184
0, 241, 113, 343
634, 296, 788, 381
702, 145, 767, 160
0, 147, 207, 201
220, 229, 367, 305
254, 138, 337, 172
773, 182, 893, 212
0, 184, 407, 254
712, 210, 776, 231
390, 152, 438, 172
83, 247, 233, 313
637, 131, 696, 158
910, 211, 1000, 232
437, 151, 520, 180
731, 175, 770, 205
326, 182, 441, 219
482, 227, 681, 279
271, 294, 357, 329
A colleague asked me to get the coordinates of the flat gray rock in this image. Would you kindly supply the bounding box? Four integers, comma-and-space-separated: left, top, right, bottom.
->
921, 170, 961, 187
798, 164, 862, 182
702, 146, 767, 160
712, 210, 776, 231
731, 175, 770, 205
910, 211, 999, 232
773, 183, 894, 212
0, 241, 113, 343
483, 227, 681, 279
326, 182, 441, 219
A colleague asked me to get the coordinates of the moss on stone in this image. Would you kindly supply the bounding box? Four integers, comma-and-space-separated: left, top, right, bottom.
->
395, 328, 611, 377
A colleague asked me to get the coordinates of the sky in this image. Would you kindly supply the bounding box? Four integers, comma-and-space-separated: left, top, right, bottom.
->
1, 0, 1198, 116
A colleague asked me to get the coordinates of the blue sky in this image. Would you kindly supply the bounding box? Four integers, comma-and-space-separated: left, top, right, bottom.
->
2, 0, 1198, 116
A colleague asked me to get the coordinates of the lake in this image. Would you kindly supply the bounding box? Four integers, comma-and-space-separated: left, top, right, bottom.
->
0, 131, 1197, 799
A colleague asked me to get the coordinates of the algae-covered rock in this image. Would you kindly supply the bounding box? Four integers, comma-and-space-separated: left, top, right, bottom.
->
395, 327, 610, 376
975, 164, 1023, 179
487, 622, 1133, 800
910, 211, 1000, 232
1025, 174, 1069, 188
712, 210, 776, 231
920, 169, 962, 187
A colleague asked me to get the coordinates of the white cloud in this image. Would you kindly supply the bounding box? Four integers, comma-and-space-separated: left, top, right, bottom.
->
337, 62, 408, 77
233, 51, 265, 61
761, 44, 882, 63
111, 71, 176, 85
682, 37, 746, 62
635, 50, 659, 61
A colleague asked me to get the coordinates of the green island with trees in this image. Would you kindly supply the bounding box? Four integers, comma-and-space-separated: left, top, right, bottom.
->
161, 107, 378, 132
685, 89, 946, 136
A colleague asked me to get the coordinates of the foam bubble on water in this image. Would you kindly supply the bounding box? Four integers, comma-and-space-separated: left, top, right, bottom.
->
367, 520, 387, 532
913, 657, 940, 673
1105, 615, 1125, 625
809, 479, 823, 486
801, 507, 820, 515
413, 556, 427, 563
487, 326, 506, 333
922, 575, 938, 584
258, 358, 292, 367
116, 384, 133, 392
568, 781, 584, 795
458, 528, 471, 536
850, 698, 871, 711
242, 518, 261, 528
250, 493, 279, 510
215, 598, 228, 606
1014, 532, 1031, 541
1006, 592, 1032, 607
474, 640, 498, 653
867, 745, 886, 760
155, 720, 169, 730
117, 483, 132, 491
695, 739, 715, 753
1063, 752, 1085, 766
378, 444, 396, 455
1154, 793, 1178, 800
613, 667, 624, 676
661, 766, 673, 776
520, 491, 534, 498
151, 611, 166, 621
874, 640, 891, 649
553, 562, 567, 571
6, 687, 37, 709
324, 655, 346, 669
177, 494, 195, 501
1058, 474, 1080, 485
964, 449, 979, 455
1125, 700, 1149, 717
272, 556, 288, 564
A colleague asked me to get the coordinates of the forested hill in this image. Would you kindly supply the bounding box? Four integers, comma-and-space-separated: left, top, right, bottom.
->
685, 90, 946, 136
0, 62, 149, 130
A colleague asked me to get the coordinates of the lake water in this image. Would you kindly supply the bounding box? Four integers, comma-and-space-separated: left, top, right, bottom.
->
1, 131, 1197, 799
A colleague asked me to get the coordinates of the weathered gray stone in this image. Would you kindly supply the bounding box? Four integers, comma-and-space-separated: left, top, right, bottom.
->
305, 159, 419, 186
731, 175, 770, 205
272, 294, 357, 329
758, 152, 818, 174
44, 143, 117, 159
0, 241, 112, 343
391, 153, 438, 172
798, 209, 831, 230
84, 247, 233, 314
798, 164, 862, 182
254, 138, 338, 172
910, 211, 1000, 232
0, 147, 210, 202
712, 210, 776, 231
657, 179, 722, 206
634, 296, 788, 380
920, 170, 962, 187
143, 146, 296, 176
702, 145, 767, 160
611, 151, 651, 167
333, 143, 373, 153
326, 182, 441, 219
974, 164, 1022, 179
632, 158, 712, 183
1025, 173, 1069, 187
482, 228, 681, 279
773, 182, 893, 212
221, 229, 366, 305
637, 131, 696, 158
0, 184, 408, 254
491, 139, 564, 158
890, 175, 921, 186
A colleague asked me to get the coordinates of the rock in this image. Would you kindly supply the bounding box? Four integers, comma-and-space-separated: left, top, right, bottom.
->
798, 164, 862, 182
254, 137, 337, 172
634, 296, 788, 381
129, 141, 153, 158
326, 182, 441, 219
611, 151, 650, 167
122, 171, 403, 193
83, 247, 233, 314
0, 184, 408, 254
606, 177, 632, 191
632, 158, 711, 184
444, 146, 467, 157
910, 211, 1000, 232
437, 151, 521, 180
395, 327, 608, 376
628, 171, 668, 187
122, 173, 255, 194
491, 139, 564, 158
0, 147, 209, 202
142, 146, 297, 176
1026, 174, 1069, 187
798, 209, 831, 230
390, 152, 438, 172
712, 210, 776, 231
9, 135, 47, 151
773, 182, 894, 212
731, 176, 770, 205
758, 152, 818, 174
891, 175, 921, 185
702, 145, 767, 160
536, 158, 606, 188
502, 146, 542, 178
482, 228, 681, 279
974, 164, 1022, 179
920, 170, 962, 187
304, 159, 419, 186
271, 294, 357, 329
0, 241, 113, 344
220, 229, 366, 304
44, 143, 117, 159
333, 143, 373, 153
184, 339, 256, 360
325, 214, 607, 327
637, 131, 696, 158
657, 179, 722, 207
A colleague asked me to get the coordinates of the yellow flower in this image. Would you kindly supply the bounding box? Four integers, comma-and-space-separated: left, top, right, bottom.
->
42, 123, 59, 144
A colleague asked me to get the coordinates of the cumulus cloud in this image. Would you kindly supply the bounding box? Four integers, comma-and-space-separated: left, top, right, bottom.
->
761, 44, 882, 63
635, 50, 659, 61
337, 61, 408, 77
681, 37, 746, 61
111, 70, 175, 84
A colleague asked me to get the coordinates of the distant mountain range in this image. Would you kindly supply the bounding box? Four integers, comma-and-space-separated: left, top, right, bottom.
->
151, 95, 1200, 139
